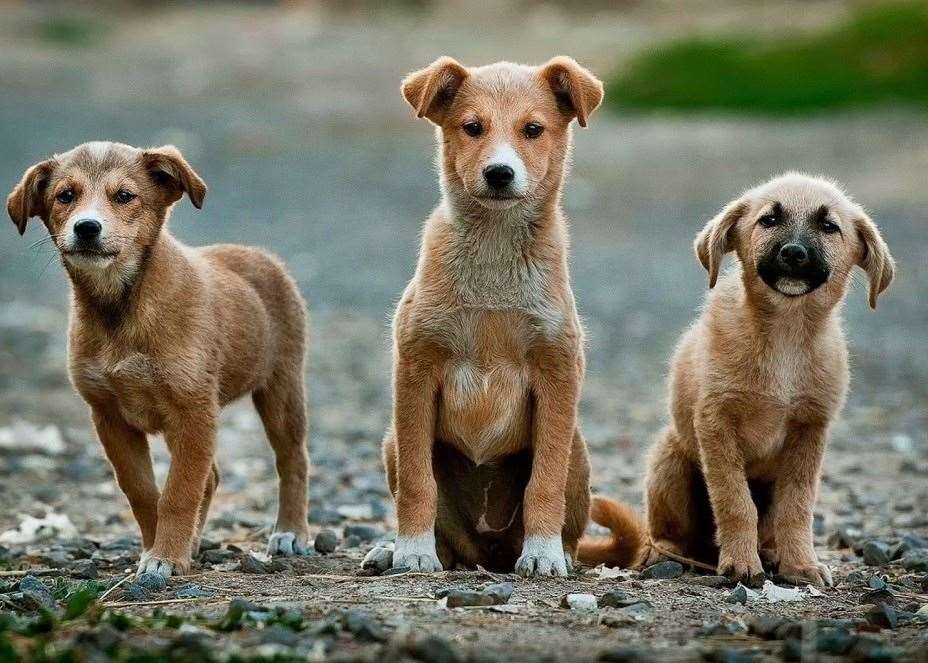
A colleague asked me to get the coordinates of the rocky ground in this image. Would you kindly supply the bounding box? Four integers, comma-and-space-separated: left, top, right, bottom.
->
1, 2, 927, 661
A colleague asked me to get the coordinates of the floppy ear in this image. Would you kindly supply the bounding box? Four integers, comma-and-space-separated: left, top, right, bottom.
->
401, 56, 470, 125
538, 56, 604, 128
695, 196, 749, 288
7, 159, 56, 235
141, 145, 207, 209
853, 210, 894, 309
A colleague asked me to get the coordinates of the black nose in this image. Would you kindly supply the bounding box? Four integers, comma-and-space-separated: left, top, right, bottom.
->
778, 243, 809, 267
483, 164, 515, 190
73, 219, 102, 240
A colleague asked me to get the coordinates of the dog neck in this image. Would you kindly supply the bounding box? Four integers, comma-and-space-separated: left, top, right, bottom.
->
738, 272, 844, 342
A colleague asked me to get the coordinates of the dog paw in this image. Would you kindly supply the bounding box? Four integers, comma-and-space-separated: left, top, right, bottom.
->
717, 548, 765, 587
361, 541, 394, 572
779, 560, 833, 587
137, 552, 189, 578
267, 530, 310, 557
393, 534, 443, 573
515, 536, 570, 577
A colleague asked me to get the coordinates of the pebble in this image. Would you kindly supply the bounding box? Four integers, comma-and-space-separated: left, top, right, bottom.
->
68, 559, 98, 579
446, 590, 495, 608
18, 575, 55, 611
867, 575, 887, 590
382, 566, 410, 576
136, 572, 167, 592
121, 582, 151, 602
342, 608, 387, 642
482, 582, 513, 605
238, 554, 272, 574
314, 529, 338, 554
690, 575, 734, 589
860, 588, 896, 607
639, 560, 683, 580
901, 550, 928, 572
174, 584, 214, 599
862, 540, 891, 566
867, 603, 898, 629
748, 616, 788, 639
198, 538, 221, 552
561, 593, 598, 611
343, 535, 363, 548
726, 583, 751, 605
200, 548, 236, 564
342, 524, 383, 543
844, 570, 866, 585
598, 589, 633, 608
406, 635, 461, 663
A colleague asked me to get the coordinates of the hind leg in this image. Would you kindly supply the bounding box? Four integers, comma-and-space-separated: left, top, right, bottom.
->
562, 429, 591, 565
192, 463, 220, 556
254, 372, 311, 556
643, 428, 703, 566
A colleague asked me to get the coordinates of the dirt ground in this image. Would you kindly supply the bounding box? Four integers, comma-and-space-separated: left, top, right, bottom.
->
0, 2, 926, 661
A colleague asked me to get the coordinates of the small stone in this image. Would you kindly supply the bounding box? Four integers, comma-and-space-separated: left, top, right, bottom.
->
726, 583, 750, 605
900, 550, 928, 572
844, 571, 866, 585
862, 540, 891, 566
860, 588, 896, 607
314, 529, 338, 554
815, 626, 854, 656
867, 575, 887, 590
344, 535, 363, 548
639, 560, 683, 580
342, 608, 387, 642
342, 524, 383, 543
238, 554, 272, 574
121, 582, 151, 602
915, 604, 928, 620
598, 589, 631, 608
561, 593, 598, 611
407, 635, 461, 663
198, 537, 221, 552
690, 575, 734, 589
482, 582, 513, 605
748, 615, 788, 639
446, 590, 494, 608
174, 584, 214, 599
259, 625, 300, 647
382, 566, 410, 576
136, 572, 167, 592
200, 548, 235, 565
68, 559, 98, 579
866, 603, 898, 629
18, 575, 55, 611
361, 542, 394, 573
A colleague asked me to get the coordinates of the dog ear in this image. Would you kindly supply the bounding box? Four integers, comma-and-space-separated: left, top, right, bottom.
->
141, 145, 207, 209
539, 56, 604, 128
7, 159, 56, 235
853, 210, 894, 309
695, 197, 749, 288
401, 57, 470, 125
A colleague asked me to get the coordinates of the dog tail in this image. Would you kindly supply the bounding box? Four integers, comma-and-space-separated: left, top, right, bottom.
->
577, 495, 645, 568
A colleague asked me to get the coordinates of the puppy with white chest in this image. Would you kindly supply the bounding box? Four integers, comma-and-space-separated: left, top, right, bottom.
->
581, 173, 895, 586
367, 57, 603, 576
7, 142, 312, 577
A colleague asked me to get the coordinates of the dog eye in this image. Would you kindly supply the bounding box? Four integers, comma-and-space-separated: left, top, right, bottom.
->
524, 122, 544, 139
758, 214, 780, 228
114, 190, 136, 204
820, 220, 839, 233
56, 189, 75, 205
462, 121, 483, 137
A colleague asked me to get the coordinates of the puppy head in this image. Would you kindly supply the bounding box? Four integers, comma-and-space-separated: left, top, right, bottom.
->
696, 173, 895, 309
401, 56, 603, 213
7, 141, 205, 279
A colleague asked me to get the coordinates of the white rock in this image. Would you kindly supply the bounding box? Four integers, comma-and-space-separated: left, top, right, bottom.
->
562, 593, 598, 611
761, 580, 805, 603
0, 420, 65, 454
0, 512, 77, 544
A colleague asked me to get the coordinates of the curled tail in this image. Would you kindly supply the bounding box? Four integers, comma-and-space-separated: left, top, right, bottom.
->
577, 495, 645, 568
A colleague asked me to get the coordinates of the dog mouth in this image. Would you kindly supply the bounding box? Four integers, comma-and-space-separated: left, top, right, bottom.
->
758, 268, 828, 297
472, 193, 525, 210
63, 248, 119, 262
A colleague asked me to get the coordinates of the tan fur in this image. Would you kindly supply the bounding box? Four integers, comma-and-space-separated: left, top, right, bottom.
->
384, 57, 602, 575
7, 142, 310, 576
582, 174, 894, 586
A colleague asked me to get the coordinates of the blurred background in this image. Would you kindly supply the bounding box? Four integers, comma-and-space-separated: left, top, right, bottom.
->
0, 0, 925, 539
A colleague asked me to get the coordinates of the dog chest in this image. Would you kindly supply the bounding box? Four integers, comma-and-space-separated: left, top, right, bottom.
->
73, 353, 168, 433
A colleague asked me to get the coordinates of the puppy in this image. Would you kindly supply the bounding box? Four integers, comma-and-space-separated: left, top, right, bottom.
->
7, 142, 311, 577
366, 57, 603, 576
580, 174, 894, 586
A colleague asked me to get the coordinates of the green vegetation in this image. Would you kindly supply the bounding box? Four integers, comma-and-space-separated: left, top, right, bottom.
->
35, 15, 107, 47
607, 2, 928, 114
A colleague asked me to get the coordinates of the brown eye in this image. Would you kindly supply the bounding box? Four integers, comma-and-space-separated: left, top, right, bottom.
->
524, 122, 544, 139
56, 189, 75, 204
463, 121, 483, 137
820, 219, 839, 234
114, 190, 136, 204
758, 213, 780, 228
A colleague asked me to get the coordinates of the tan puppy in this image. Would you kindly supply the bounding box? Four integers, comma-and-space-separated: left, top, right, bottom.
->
580, 174, 894, 586
366, 57, 603, 576
7, 142, 311, 577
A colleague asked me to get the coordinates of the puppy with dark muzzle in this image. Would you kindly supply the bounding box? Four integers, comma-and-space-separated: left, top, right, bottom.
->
7, 142, 311, 577
580, 173, 895, 586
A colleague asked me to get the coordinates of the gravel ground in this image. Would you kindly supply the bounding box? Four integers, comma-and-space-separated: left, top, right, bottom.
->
0, 3, 926, 661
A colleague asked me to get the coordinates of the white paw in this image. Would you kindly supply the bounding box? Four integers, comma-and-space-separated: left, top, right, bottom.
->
361, 541, 394, 571
393, 534, 443, 573
137, 553, 176, 579
515, 535, 570, 577
267, 531, 310, 557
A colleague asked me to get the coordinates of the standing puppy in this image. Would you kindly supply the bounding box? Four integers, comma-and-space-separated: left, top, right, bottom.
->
7, 142, 311, 577
580, 174, 894, 586
371, 57, 603, 576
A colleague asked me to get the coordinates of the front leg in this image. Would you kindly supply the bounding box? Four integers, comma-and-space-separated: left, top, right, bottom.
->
391, 354, 442, 572
696, 409, 764, 585
139, 403, 218, 578
772, 423, 832, 587
516, 353, 579, 577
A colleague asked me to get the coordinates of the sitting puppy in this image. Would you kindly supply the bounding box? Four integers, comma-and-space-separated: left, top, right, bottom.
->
365, 57, 603, 577
580, 174, 894, 586
7, 142, 311, 577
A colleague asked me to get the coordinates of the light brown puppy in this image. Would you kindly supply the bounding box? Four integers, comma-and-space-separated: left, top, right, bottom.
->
365, 57, 602, 576
580, 174, 894, 586
7, 142, 311, 577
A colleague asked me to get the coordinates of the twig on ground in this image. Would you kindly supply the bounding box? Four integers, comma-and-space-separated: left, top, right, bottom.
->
103, 597, 217, 608
98, 571, 134, 602
0, 568, 60, 577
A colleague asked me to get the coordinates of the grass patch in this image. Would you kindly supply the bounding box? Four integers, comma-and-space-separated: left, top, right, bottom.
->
607, 1, 928, 114
34, 15, 107, 48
